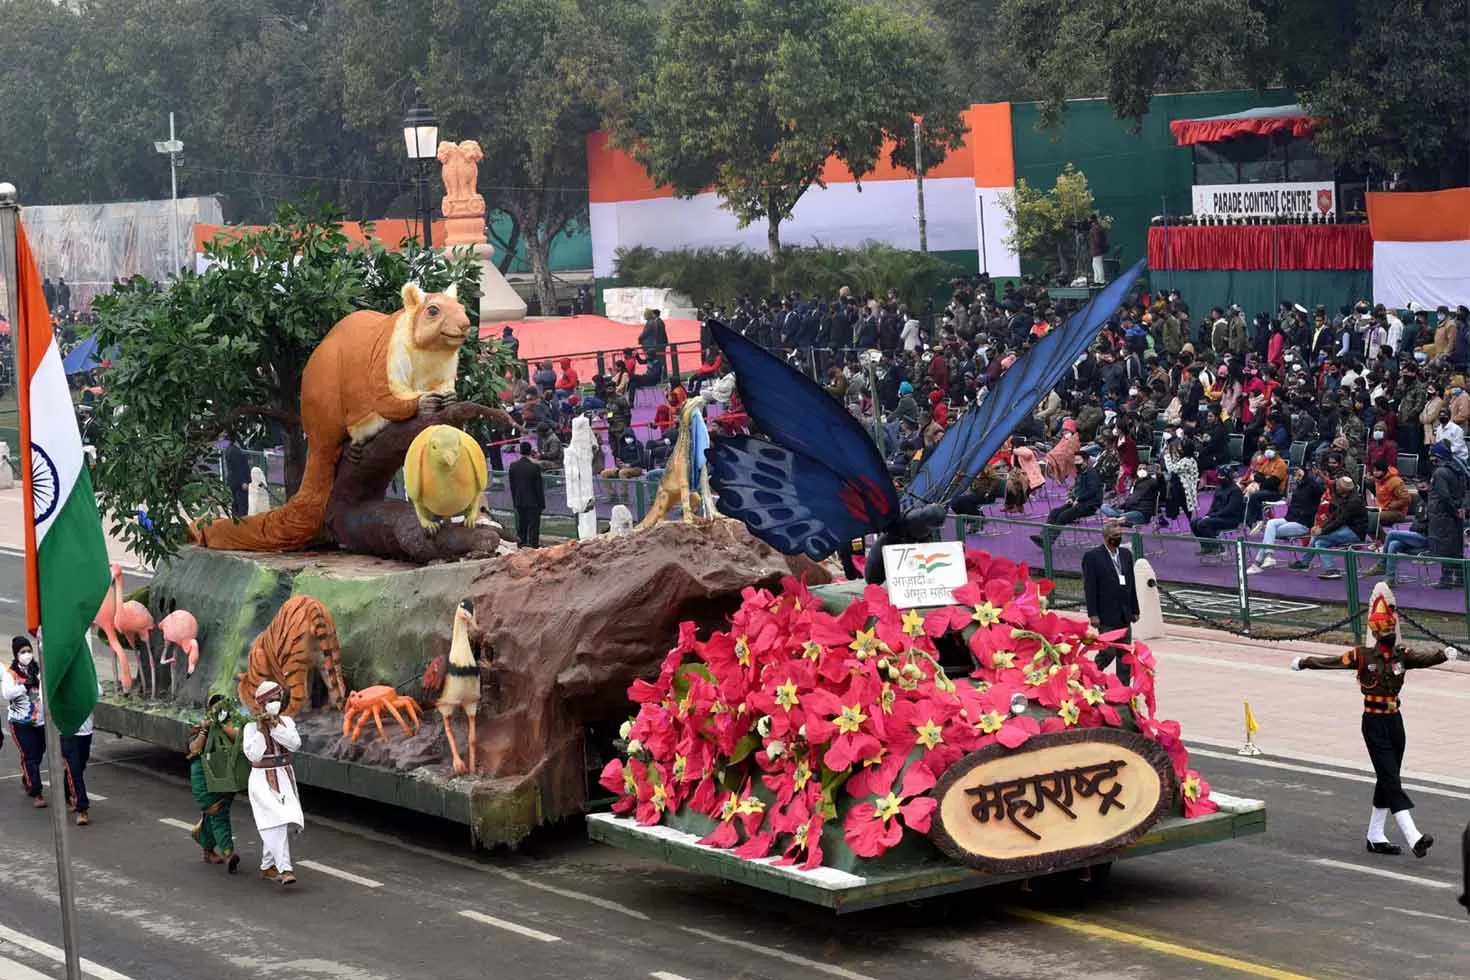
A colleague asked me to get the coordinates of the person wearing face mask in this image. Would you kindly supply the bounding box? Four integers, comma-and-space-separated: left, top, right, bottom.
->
1449, 381, 1470, 428
1031, 451, 1102, 549
1365, 423, 1399, 472
1243, 446, 1288, 532
4, 636, 46, 807
187, 693, 241, 871
242, 681, 304, 886
1434, 408, 1468, 464
1101, 465, 1160, 526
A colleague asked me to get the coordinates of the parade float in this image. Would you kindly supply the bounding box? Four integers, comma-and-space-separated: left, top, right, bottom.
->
587, 261, 1262, 909
85, 140, 823, 846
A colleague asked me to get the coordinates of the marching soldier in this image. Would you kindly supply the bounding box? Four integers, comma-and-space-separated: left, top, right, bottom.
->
1292, 582, 1468, 857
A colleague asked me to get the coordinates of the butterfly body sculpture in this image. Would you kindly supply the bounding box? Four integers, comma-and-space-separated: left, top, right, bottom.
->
706, 259, 1147, 579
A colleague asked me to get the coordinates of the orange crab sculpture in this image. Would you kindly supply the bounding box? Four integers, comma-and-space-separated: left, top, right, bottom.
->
342, 685, 422, 743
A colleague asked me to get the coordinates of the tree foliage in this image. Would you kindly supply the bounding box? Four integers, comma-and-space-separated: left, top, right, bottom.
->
615, 0, 968, 264
86, 204, 514, 565
338, 0, 650, 315
998, 165, 1108, 282
612, 242, 963, 310
991, 0, 1470, 188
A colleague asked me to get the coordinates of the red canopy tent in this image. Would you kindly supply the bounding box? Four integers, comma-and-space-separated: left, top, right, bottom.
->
481, 314, 703, 380
1169, 104, 1318, 146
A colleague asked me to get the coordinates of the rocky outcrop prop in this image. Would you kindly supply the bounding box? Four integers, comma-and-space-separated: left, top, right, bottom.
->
116, 519, 827, 844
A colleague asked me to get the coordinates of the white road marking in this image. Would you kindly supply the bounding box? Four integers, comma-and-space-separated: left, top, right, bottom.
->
1310, 859, 1455, 889
651, 973, 696, 980
1190, 747, 1470, 801
0, 598, 17, 605
678, 926, 878, 980
0, 952, 52, 980
457, 910, 561, 943
158, 817, 196, 832
0, 922, 134, 980
297, 859, 383, 888
1190, 735, 1470, 789
1386, 905, 1465, 923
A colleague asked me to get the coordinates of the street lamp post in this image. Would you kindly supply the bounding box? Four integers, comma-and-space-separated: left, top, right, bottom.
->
153, 112, 184, 275
402, 90, 439, 249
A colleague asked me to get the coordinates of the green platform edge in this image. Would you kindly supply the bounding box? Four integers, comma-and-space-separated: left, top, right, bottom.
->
588, 798, 1267, 913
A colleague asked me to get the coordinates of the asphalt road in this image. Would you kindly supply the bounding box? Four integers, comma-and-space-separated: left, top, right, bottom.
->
0, 551, 1466, 980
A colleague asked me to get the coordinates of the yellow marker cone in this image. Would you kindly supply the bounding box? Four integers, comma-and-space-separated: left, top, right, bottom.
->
1238, 699, 1262, 756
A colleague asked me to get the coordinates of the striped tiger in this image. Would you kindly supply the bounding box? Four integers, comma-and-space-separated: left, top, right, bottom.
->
238, 596, 348, 716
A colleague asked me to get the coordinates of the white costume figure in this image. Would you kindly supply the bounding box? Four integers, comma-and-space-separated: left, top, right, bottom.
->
564, 414, 598, 540
609, 504, 634, 535
241, 680, 304, 885
709, 374, 737, 407
247, 466, 270, 515
0, 442, 13, 490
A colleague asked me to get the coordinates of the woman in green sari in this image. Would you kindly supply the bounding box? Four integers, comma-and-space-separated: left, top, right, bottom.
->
188, 693, 241, 873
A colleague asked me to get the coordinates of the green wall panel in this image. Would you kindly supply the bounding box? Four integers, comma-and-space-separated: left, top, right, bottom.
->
1010, 91, 1295, 274
1147, 269, 1372, 318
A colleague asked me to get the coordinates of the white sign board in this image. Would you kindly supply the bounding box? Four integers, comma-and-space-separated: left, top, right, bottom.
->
882, 541, 968, 609
1191, 182, 1336, 220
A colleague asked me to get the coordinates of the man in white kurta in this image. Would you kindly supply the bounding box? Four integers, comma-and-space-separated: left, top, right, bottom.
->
241, 680, 304, 885
564, 413, 599, 540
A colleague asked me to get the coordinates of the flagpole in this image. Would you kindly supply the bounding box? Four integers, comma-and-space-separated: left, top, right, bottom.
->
0, 183, 86, 980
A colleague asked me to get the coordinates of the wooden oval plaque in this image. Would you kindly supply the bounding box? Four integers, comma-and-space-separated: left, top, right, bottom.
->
929, 728, 1178, 873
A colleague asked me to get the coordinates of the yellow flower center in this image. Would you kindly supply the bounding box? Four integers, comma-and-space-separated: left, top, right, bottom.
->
873, 793, 902, 821
915, 719, 945, 750
836, 704, 868, 734
794, 759, 812, 791
736, 796, 765, 816
972, 601, 1001, 626
651, 784, 668, 811
879, 685, 897, 715
735, 636, 752, 666
978, 710, 1005, 734
801, 641, 824, 661
992, 650, 1016, 669
719, 796, 738, 820
1182, 775, 1202, 801
900, 609, 926, 636
1058, 699, 1080, 726
672, 755, 687, 781
850, 628, 882, 660
1083, 685, 1106, 706
775, 679, 800, 710
622, 768, 637, 793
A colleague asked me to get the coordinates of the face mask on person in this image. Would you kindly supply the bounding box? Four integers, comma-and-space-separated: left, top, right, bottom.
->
1265, 450, 1276, 460
265, 701, 282, 717
17, 652, 33, 668
1374, 431, 1384, 440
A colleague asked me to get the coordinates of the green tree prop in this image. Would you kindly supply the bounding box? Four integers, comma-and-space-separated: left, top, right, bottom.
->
87, 204, 515, 566
998, 166, 1109, 282
613, 0, 966, 276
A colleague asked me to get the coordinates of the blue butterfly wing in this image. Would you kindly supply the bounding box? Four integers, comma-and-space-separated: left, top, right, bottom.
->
904, 257, 1149, 507
707, 436, 896, 561
708, 321, 899, 553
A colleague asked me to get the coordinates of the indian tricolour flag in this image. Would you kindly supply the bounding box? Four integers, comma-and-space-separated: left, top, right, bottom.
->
12, 219, 110, 735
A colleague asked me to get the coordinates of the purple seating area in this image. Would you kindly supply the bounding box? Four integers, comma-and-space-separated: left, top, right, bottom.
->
957, 480, 1466, 617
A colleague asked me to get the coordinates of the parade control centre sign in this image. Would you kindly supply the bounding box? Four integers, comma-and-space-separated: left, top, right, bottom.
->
930, 729, 1179, 873
882, 541, 968, 608
1192, 181, 1336, 220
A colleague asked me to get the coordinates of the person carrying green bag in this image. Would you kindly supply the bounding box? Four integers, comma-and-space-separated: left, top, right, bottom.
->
187, 693, 246, 873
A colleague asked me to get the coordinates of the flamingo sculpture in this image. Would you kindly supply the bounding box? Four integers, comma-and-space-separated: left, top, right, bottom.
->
92, 564, 134, 692
115, 592, 156, 698
157, 609, 200, 681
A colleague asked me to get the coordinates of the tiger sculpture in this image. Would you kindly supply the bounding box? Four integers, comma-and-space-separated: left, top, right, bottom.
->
238, 596, 348, 716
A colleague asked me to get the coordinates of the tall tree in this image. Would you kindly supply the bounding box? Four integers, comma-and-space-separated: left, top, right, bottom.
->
616, 0, 967, 268
991, 0, 1470, 188
340, 0, 647, 315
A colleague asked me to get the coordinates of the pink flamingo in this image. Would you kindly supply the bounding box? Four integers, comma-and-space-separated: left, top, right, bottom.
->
157, 609, 200, 678
92, 564, 134, 692
115, 590, 156, 697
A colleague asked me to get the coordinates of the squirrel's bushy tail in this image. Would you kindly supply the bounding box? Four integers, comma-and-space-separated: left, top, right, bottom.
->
193, 444, 339, 551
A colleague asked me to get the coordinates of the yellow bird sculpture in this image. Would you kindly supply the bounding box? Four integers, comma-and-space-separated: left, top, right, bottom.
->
404, 425, 488, 534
